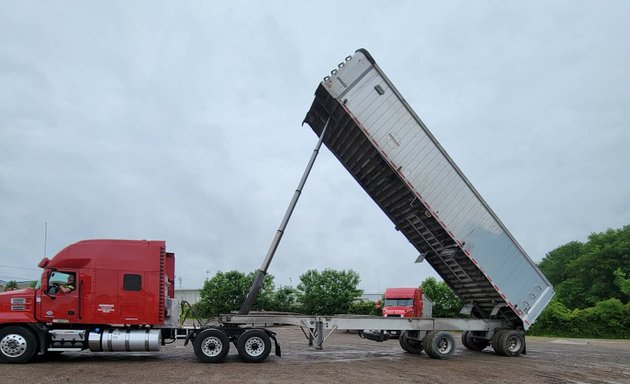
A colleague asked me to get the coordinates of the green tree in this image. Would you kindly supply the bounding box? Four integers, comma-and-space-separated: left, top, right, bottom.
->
297, 269, 362, 315
270, 285, 298, 312
528, 298, 573, 337
420, 277, 463, 317
530, 297, 630, 339
572, 226, 630, 306
348, 300, 381, 316
3, 280, 18, 291
539, 241, 583, 285
614, 268, 630, 296
539, 226, 630, 309
531, 224, 630, 338
195, 271, 275, 318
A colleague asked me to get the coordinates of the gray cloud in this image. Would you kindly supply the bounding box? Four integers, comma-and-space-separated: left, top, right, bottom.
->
1, 1, 629, 293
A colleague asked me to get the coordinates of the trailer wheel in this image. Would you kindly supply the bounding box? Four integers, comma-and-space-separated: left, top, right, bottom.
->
423, 331, 456, 359
461, 331, 489, 351
236, 329, 271, 363
492, 330, 525, 357
0, 326, 38, 364
193, 329, 230, 363
399, 331, 423, 354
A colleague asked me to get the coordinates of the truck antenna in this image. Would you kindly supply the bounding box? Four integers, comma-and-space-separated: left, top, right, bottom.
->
239, 117, 331, 315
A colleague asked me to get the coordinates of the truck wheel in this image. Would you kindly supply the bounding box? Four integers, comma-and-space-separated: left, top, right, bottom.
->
0, 326, 38, 364
461, 331, 489, 351
399, 331, 423, 354
423, 331, 456, 359
492, 330, 524, 357
193, 329, 230, 363
236, 329, 271, 363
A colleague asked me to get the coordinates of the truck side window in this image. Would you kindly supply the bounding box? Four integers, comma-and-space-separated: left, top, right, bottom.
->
48, 271, 76, 294
123, 274, 142, 291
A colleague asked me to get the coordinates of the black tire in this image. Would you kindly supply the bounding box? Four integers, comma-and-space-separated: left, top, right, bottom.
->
461, 331, 490, 351
491, 330, 505, 355
492, 330, 525, 357
193, 329, 230, 363
423, 331, 456, 359
236, 329, 271, 363
0, 326, 38, 364
399, 331, 423, 354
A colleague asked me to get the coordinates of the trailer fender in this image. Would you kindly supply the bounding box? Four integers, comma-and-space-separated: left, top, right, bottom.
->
265, 330, 281, 357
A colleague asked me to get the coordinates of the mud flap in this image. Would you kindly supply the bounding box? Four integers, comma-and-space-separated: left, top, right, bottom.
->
267, 331, 282, 357
184, 329, 194, 346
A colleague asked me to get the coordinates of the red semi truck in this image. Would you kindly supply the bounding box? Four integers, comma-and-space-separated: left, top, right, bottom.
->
382, 288, 432, 319
0, 239, 279, 364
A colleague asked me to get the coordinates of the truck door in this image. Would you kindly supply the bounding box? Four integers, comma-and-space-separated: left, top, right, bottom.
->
37, 270, 80, 323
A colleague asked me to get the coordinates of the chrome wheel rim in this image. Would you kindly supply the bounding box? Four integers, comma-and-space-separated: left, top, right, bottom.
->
201, 336, 223, 357
506, 336, 522, 353
437, 337, 453, 354
244, 336, 265, 357
0, 334, 27, 358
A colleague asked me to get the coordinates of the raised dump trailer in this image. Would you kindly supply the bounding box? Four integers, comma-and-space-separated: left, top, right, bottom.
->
224, 49, 554, 360
302, 49, 554, 330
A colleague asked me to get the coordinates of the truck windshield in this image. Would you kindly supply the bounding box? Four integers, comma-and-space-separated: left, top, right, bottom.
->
384, 298, 413, 306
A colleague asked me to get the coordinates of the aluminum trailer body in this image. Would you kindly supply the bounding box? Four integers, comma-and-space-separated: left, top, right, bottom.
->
303, 49, 553, 331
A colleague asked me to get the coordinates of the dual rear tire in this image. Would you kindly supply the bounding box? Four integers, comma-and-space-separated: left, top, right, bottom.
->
423, 331, 456, 359
236, 329, 271, 363
491, 330, 525, 356
401, 329, 523, 359
193, 328, 271, 363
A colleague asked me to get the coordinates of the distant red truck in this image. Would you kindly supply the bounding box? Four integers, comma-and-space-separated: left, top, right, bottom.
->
382, 287, 432, 318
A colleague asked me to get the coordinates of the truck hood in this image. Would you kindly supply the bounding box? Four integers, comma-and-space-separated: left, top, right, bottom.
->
0, 287, 35, 297
0, 288, 36, 322
0, 288, 36, 306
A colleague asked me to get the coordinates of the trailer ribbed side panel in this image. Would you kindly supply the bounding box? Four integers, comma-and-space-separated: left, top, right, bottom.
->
304, 50, 553, 329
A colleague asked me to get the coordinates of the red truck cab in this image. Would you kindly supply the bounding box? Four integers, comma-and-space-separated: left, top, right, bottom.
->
0, 239, 176, 363
382, 287, 431, 318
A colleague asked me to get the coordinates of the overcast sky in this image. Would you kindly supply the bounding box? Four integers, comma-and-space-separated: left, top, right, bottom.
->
1, 1, 629, 293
